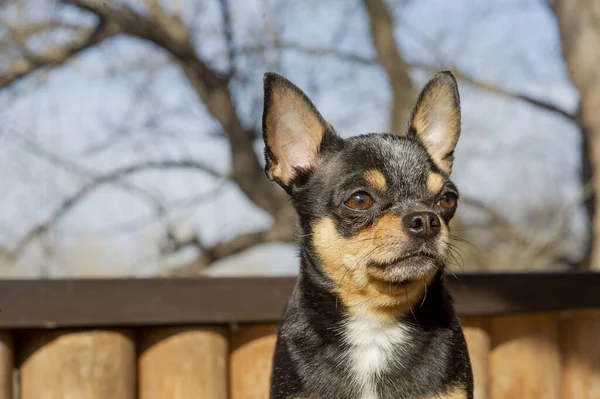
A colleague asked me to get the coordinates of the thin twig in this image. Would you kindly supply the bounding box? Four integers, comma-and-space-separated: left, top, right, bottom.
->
11, 160, 226, 255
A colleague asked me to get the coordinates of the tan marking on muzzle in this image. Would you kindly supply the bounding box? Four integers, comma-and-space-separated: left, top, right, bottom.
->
312, 216, 436, 321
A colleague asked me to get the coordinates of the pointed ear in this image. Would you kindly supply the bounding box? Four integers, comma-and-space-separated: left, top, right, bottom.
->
407, 71, 461, 174
262, 72, 330, 188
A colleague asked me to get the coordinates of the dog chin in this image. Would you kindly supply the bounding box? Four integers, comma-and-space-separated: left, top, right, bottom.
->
368, 256, 440, 285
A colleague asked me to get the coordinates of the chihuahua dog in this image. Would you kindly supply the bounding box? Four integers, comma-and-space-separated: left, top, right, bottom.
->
262, 71, 473, 399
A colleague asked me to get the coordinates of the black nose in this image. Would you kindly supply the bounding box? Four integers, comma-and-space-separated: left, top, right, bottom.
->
403, 211, 441, 239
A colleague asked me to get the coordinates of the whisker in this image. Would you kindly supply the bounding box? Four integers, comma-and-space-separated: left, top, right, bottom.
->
450, 235, 479, 252
405, 284, 418, 323
419, 281, 427, 308
446, 244, 465, 272
446, 267, 464, 287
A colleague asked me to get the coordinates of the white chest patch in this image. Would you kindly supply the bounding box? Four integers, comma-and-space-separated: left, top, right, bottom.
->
343, 315, 410, 399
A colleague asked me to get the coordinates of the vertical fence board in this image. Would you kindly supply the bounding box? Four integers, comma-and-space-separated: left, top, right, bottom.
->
0, 331, 12, 399
230, 324, 278, 399
461, 317, 490, 399
489, 313, 561, 399
139, 327, 228, 399
20, 329, 135, 399
560, 310, 600, 399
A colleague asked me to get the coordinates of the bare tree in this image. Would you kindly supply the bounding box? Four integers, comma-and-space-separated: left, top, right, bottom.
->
551, 0, 600, 270
0, 0, 584, 275
1, 0, 298, 275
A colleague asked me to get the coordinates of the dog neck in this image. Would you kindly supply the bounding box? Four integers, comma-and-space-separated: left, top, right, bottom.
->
296, 245, 455, 329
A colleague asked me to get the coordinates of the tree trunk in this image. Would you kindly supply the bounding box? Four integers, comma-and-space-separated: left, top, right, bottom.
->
551, 0, 600, 269
579, 122, 595, 268
363, 0, 416, 134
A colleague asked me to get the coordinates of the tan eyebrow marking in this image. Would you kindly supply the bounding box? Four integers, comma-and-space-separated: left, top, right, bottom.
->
363, 169, 387, 191
427, 172, 445, 194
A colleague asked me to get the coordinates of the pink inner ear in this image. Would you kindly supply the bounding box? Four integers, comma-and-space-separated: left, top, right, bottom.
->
411, 88, 459, 173
276, 133, 316, 174
263, 80, 327, 185
425, 123, 450, 159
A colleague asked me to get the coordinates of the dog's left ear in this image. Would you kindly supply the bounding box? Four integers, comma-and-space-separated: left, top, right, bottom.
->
407, 71, 461, 174
262, 72, 330, 189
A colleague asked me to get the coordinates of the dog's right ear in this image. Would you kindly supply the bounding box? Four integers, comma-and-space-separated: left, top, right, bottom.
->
262, 72, 330, 189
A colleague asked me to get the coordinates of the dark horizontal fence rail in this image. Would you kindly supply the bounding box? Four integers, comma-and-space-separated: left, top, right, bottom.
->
0, 271, 599, 329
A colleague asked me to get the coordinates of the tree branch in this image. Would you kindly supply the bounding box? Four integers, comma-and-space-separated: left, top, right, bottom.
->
4, 20, 83, 40
0, 19, 119, 89
413, 63, 579, 124
12, 126, 169, 219
218, 0, 236, 75
167, 224, 295, 276
247, 41, 578, 124
460, 197, 531, 246
61, 0, 290, 220
11, 160, 226, 255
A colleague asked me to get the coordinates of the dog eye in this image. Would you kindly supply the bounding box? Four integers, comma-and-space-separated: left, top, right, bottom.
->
438, 193, 458, 209
344, 192, 375, 210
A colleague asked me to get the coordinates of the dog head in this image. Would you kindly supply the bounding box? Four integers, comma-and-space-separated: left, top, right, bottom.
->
262, 71, 461, 317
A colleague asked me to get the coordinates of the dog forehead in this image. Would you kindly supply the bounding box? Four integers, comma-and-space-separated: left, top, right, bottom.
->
335, 134, 432, 185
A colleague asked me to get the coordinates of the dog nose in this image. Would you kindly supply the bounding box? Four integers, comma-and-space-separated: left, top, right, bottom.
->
403, 211, 440, 239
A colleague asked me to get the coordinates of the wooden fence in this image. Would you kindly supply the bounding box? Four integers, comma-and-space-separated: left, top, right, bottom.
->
0, 272, 599, 399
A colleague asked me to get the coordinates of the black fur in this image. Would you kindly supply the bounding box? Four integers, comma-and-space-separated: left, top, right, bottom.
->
263, 72, 473, 399
271, 272, 473, 398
